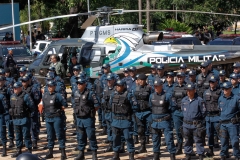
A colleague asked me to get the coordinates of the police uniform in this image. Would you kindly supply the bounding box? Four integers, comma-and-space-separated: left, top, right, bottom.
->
203, 75, 221, 156
50, 61, 66, 79
21, 75, 42, 149
72, 78, 99, 160
163, 72, 175, 94
25, 71, 41, 90
132, 74, 153, 153
18, 67, 27, 82
171, 72, 187, 155
10, 82, 35, 158
4, 68, 15, 88
0, 81, 10, 157
218, 81, 240, 159
122, 68, 132, 90
181, 83, 206, 159
70, 65, 81, 92
0, 76, 15, 148
94, 71, 103, 129
230, 73, 240, 96
110, 79, 135, 160
149, 79, 176, 160
4, 52, 17, 78
67, 62, 80, 77
48, 67, 65, 85
147, 64, 157, 87
43, 80, 67, 160
155, 64, 166, 83
175, 64, 189, 83
219, 70, 228, 88
196, 61, 213, 97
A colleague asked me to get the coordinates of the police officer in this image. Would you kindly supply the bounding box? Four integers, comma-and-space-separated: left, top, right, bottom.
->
50, 55, 66, 78
122, 68, 132, 88
0, 76, 14, 149
203, 75, 221, 157
149, 78, 176, 160
218, 81, 240, 160
178, 63, 189, 82
171, 72, 187, 155
147, 64, 157, 87
110, 79, 135, 160
196, 61, 213, 97
26, 69, 41, 89
93, 71, 104, 129
219, 70, 228, 88
21, 75, 41, 149
10, 82, 35, 158
4, 49, 18, 80
207, 60, 219, 76
0, 69, 13, 88
0, 76, 10, 156
232, 62, 240, 74
18, 67, 27, 82
66, 56, 80, 77
70, 65, 81, 93
188, 70, 197, 85
48, 66, 65, 85
155, 64, 166, 83
132, 73, 153, 153
43, 80, 67, 160
229, 73, 240, 96
72, 78, 99, 160
5, 68, 15, 88
102, 73, 116, 151
181, 83, 206, 160
163, 71, 175, 94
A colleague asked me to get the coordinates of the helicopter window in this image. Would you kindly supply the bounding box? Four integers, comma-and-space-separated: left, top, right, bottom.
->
91, 49, 101, 63
43, 47, 56, 66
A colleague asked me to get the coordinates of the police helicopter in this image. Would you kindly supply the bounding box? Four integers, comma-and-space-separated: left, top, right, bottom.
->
2, 6, 240, 80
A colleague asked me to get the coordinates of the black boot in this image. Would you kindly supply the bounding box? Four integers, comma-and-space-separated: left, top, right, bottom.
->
129, 152, 135, 160
32, 140, 38, 149
74, 150, 85, 160
170, 154, 176, 160
220, 156, 226, 160
105, 142, 113, 152
43, 144, 48, 150
87, 143, 91, 152
61, 148, 67, 160
98, 121, 103, 129
45, 148, 53, 159
112, 152, 120, 160
146, 136, 150, 144
2, 144, 6, 157
92, 150, 98, 160
214, 136, 220, 148
205, 146, 214, 157
119, 142, 125, 153
11, 147, 22, 158
138, 136, 147, 153
74, 146, 78, 151
176, 143, 183, 155
99, 126, 107, 135
134, 135, 139, 144
8, 139, 14, 148
28, 148, 32, 153
153, 152, 160, 160
199, 154, 204, 160
185, 154, 191, 160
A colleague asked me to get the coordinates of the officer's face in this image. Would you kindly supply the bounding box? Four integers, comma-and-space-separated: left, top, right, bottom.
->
8, 50, 13, 55
223, 88, 232, 96
5, 72, 10, 77
177, 76, 184, 84
124, 72, 129, 77
200, 66, 208, 73
116, 85, 125, 92
219, 75, 225, 81
73, 70, 80, 76
157, 69, 164, 75
233, 67, 240, 74
187, 89, 195, 97
154, 85, 162, 94
0, 80, 5, 86
107, 79, 115, 87
138, 79, 146, 86
77, 83, 86, 91
209, 81, 218, 89
71, 57, 77, 64
103, 67, 110, 74
180, 68, 187, 73
14, 87, 22, 94
231, 78, 238, 85
22, 80, 29, 87
19, 71, 26, 77
166, 75, 174, 83
189, 75, 196, 82
129, 71, 136, 77
48, 85, 56, 93
151, 68, 156, 74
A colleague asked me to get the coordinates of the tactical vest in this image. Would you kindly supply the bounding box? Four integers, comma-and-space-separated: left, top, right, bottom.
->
103, 87, 115, 110
151, 93, 169, 114
197, 72, 213, 97
10, 92, 29, 117
204, 89, 221, 112
74, 90, 93, 117
173, 85, 186, 109
134, 85, 150, 111
22, 85, 33, 95
95, 79, 103, 97
0, 86, 7, 98
112, 91, 131, 115
43, 93, 60, 114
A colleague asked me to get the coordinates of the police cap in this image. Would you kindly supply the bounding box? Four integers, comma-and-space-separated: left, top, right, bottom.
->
13, 82, 23, 88
176, 72, 185, 77
207, 60, 212, 64
137, 73, 147, 80
106, 73, 115, 80
185, 83, 196, 90
21, 75, 30, 82
0, 69, 5, 75
157, 64, 164, 70
230, 73, 240, 79
25, 72, 33, 78
128, 66, 136, 71
166, 72, 175, 77
188, 70, 196, 76
76, 78, 87, 84
200, 61, 209, 67
16, 153, 40, 160
219, 70, 226, 76
79, 71, 86, 76
0, 76, 6, 81
154, 79, 163, 86
179, 63, 187, 69
123, 68, 129, 72
102, 63, 110, 69
116, 79, 126, 86
135, 74, 139, 79
73, 65, 81, 71
209, 75, 219, 82
233, 62, 240, 68
19, 67, 27, 72
222, 81, 232, 89
150, 64, 157, 69
47, 80, 56, 86
48, 66, 56, 71
46, 72, 55, 80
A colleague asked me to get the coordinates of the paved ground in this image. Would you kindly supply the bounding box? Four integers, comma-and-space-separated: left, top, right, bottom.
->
0, 97, 236, 159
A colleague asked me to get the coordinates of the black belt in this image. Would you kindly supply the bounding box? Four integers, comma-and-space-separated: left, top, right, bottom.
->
220, 118, 238, 124
77, 115, 90, 119
153, 115, 171, 122
13, 115, 27, 119
207, 112, 220, 117
113, 115, 130, 120
46, 113, 60, 118
183, 119, 201, 125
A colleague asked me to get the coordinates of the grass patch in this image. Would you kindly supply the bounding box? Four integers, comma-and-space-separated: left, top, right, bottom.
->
223, 31, 240, 34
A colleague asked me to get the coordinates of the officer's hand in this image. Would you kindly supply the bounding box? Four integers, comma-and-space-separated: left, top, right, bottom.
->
62, 106, 65, 110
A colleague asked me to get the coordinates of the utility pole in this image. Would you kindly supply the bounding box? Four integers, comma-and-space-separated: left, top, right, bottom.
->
138, 0, 142, 25
28, 0, 32, 51
11, 0, 15, 40
146, 0, 150, 31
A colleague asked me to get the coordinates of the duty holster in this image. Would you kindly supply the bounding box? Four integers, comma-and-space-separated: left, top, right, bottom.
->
112, 127, 121, 135
194, 123, 206, 138
151, 127, 162, 136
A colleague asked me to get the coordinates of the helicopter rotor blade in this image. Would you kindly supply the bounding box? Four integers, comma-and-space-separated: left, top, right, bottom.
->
81, 15, 98, 29
0, 13, 89, 31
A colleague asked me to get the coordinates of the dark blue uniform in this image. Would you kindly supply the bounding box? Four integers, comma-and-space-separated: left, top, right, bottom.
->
163, 83, 175, 94
181, 93, 206, 156
218, 89, 240, 158
147, 73, 155, 87
0, 93, 9, 145
93, 77, 103, 124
